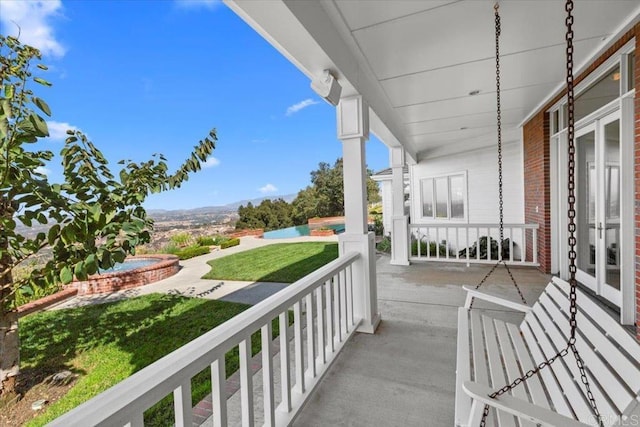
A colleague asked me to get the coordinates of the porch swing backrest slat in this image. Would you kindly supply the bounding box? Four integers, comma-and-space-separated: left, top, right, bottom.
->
455, 277, 640, 427
526, 299, 619, 420
551, 278, 640, 363
524, 305, 596, 423
518, 319, 576, 419
504, 322, 549, 409
541, 289, 639, 410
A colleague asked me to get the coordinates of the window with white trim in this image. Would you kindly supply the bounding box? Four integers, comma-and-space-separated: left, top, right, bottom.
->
420, 173, 466, 220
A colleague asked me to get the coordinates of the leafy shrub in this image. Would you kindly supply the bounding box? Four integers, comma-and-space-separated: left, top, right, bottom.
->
161, 243, 181, 255
376, 236, 391, 254
170, 232, 193, 247
373, 214, 384, 236
196, 236, 217, 246
220, 238, 240, 249
458, 236, 512, 260
176, 245, 210, 260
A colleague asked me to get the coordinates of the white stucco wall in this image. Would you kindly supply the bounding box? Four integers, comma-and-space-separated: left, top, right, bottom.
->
410, 141, 524, 225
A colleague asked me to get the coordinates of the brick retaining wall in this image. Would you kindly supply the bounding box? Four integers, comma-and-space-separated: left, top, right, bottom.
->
68, 255, 180, 295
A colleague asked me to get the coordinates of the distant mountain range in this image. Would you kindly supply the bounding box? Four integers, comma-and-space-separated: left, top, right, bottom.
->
147, 193, 297, 218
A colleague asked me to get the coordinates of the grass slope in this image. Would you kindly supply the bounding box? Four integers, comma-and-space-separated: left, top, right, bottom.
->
204, 242, 339, 283
20, 294, 270, 426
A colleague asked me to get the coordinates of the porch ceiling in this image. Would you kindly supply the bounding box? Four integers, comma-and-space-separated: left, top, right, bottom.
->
225, 0, 639, 162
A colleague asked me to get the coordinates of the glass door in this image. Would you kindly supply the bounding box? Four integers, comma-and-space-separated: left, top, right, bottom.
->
601, 115, 620, 303
575, 111, 621, 306
576, 125, 597, 291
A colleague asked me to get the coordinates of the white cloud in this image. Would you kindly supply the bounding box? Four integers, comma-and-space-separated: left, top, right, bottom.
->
0, 0, 66, 58
259, 183, 278, 194
34, 166, 50, 176
203, 157, 220, 168
175, 0, 221, 10
285, 99, 319, 116
46, 121, 78, 141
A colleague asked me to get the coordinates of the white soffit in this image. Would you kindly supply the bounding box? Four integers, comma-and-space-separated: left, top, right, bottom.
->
226, 0, 639, 161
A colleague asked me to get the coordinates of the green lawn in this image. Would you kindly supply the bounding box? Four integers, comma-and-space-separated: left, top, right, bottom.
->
20, 294, 275, 426
203, 242, 339, 283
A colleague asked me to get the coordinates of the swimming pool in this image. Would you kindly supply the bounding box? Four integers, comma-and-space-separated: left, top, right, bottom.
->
263, 224, 345, 239
99, 259, 158, 273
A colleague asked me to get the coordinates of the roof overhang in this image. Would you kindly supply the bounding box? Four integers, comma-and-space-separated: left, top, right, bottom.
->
225, 0, 640, 162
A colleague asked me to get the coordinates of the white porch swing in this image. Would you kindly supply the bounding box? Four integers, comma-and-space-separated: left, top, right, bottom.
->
454, 2, 640, 426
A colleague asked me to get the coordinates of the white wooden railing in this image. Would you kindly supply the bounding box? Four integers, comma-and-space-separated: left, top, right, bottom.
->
409, 223, 539, 266
49, 252, 361, 427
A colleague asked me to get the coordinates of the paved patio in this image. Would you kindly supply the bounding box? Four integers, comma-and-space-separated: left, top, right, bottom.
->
292, 256, 551, 426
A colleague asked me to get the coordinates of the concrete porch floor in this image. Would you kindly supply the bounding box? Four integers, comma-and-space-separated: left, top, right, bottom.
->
292, 255, 551, 427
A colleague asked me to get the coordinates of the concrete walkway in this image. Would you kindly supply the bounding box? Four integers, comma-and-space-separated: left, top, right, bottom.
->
53, 235, 338, 309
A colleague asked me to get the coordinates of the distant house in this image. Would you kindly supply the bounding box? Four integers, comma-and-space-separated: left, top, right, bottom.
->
371, 165, 409, 236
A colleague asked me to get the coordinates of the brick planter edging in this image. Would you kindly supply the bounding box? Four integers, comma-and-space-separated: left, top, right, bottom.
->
17, 287, 79, 318
68, 255, 180, 296
310, 229, 335, 237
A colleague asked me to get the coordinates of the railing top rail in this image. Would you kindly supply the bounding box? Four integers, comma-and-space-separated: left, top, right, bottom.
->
409, 223, 539, 229
50, 251, 360, 427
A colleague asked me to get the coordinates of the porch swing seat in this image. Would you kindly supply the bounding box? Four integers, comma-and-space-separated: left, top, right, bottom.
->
454, 277, 640, 427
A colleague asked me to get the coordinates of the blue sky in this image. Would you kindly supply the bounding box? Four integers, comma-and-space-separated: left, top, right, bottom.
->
1, 0, 389, 210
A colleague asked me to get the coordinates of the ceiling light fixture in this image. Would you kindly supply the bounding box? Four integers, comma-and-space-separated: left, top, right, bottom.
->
612, 71, 621, 81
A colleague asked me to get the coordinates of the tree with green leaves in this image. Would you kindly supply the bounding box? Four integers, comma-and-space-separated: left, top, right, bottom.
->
291, 158, 380, 224
0, 36, 216, 397
236, 198, 294, 231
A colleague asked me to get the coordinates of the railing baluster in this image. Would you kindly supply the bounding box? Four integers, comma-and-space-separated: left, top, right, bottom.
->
436, 227, 440, 259
315, 286, 326, 365
466, 227, 470, 265
211, 357, 227, 427
509, 227, 514, 262
333, 274, 342, 343
293, 301, 305, 394
262, 322, 275, 426
325, 279, 334, 353
173, 380, 192, 427
239, 338, 254, 427
532, 227, 538, 265
306, 293, 316, 378
346, 264, 354, 327
456, 227, 460, 260
278, 312, 291, 413
445, 228, 450, 260
487, 227, 492, 261
339, 269, 347, 334
476, 227, 480, 261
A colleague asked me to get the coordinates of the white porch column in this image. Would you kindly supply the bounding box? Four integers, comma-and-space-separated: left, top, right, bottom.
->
337, 95, 380, 334
390, 146, 410, 266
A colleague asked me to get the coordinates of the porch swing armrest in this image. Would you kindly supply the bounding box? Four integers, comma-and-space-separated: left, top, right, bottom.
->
462, 381, 591, 427
462, 286, 531, 312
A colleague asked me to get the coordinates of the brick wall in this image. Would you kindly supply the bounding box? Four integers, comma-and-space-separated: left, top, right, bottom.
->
523, 112, 551, 271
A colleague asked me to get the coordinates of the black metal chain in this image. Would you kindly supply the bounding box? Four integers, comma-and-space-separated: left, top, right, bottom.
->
564, 0, 603, 422
469, 2, 527, 311
478, 2, 603, 425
